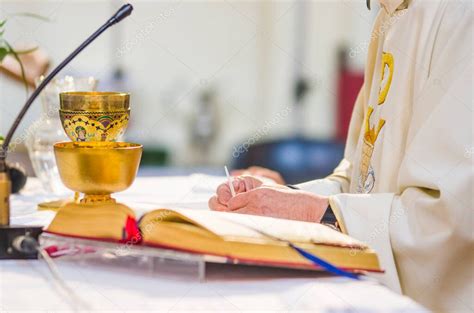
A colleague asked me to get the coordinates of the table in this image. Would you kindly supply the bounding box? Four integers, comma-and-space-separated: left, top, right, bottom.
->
1, 176, 427, 312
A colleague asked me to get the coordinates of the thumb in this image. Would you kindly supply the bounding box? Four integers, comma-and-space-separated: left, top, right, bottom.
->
227, 191, 251, 211
231, 169, 246, 176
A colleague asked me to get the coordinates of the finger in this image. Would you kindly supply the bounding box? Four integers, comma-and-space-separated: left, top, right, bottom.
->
227, 191, 251, 211
234, 177, 248, 193
209, 195, 218, 209
241, 176, 258, 190
216, 183, 232, 205
217, 179, 246, 204
233, 178, 244, 192
209, 196, 230, 211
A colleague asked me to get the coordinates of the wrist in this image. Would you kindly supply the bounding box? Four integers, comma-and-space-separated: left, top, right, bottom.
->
301, 192, 329, 223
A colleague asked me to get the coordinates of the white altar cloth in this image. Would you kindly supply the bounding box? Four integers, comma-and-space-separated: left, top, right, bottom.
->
1, 176, 427, 312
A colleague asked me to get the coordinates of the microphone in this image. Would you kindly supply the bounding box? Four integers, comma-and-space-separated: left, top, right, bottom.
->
0, 3, 134, 172
107, 3, 133, 25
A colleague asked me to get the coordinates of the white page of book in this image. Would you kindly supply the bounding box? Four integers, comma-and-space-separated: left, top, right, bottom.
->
169, 208, 367, 249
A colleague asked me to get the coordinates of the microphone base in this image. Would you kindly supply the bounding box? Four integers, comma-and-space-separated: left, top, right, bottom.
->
0, 225, 43, 259
0, 172, 43, 260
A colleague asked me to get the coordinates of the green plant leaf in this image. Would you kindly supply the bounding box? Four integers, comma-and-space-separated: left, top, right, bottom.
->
0, 20, 6, 36
0, 47, 8, 62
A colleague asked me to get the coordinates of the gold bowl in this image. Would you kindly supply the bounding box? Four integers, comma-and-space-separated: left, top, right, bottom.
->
54, 141, 142, 203
59, 92, 130, 142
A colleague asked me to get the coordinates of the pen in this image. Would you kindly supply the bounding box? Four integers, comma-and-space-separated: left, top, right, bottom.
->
224, 166, 236, 197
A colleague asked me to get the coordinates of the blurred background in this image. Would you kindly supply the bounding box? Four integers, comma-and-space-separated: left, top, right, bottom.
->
0, 0, 378, 186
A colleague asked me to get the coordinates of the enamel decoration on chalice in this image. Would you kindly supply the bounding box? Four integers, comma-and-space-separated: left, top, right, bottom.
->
59, 92, 130, 142
53, 92, 142, 212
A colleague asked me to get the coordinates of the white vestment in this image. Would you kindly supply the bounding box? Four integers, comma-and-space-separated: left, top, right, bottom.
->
297, 0, 473, 311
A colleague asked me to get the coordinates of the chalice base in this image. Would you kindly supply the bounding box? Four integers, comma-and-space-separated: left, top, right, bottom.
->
46, 200, 135, 242
38, 199, 74, 212
37, 192, 81, 212
39, 194, 119, 211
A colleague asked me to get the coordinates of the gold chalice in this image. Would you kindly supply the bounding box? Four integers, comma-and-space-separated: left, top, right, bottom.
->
38, 91, 133, 210
59, 91, 130, 142
54, 141, 142, 209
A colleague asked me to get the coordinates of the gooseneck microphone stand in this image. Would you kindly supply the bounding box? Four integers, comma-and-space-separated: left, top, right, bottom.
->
0, 3, 133, 259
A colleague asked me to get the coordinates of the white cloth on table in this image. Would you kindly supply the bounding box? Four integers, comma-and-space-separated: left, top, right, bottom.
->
3, 176, 426, 312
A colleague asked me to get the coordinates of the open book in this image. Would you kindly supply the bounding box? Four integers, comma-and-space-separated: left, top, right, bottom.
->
46, 205, 381, 273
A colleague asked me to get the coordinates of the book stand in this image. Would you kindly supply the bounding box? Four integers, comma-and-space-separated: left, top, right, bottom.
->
39, 233, 221, 282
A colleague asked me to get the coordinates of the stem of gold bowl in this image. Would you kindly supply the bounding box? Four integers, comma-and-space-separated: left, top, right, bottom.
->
81, 194, 116, 204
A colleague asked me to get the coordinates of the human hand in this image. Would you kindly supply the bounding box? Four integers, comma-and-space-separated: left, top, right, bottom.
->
211, 186, 329, 223
231, 166, 285, 185
209, 176, 263, 211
